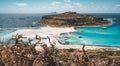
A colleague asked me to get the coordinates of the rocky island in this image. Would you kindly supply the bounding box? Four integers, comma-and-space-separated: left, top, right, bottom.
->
39, 12, 110, 27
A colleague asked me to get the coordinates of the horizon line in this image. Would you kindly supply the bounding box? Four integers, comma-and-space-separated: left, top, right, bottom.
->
0, 12, 120, 14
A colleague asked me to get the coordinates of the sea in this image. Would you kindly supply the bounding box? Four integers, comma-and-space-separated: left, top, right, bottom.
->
0, 13, 120, 47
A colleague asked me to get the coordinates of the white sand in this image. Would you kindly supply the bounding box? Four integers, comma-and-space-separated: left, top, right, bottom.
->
2, 26, 120, 51
5, 26, 75, 38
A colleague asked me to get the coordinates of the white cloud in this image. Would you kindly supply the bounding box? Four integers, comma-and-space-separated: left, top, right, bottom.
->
64, 0, 71, 3
15, 3, 28, 7
51, 1, 62, 6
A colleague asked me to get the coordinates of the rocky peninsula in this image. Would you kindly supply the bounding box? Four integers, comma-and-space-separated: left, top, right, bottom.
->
39, 12, 110, 27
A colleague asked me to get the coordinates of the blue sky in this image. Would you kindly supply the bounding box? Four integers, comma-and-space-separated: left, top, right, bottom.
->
0, 0, 120, 13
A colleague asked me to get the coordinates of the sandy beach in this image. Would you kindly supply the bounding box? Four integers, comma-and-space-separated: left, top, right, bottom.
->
4, 26, 75, 38
1, 26, 120, 51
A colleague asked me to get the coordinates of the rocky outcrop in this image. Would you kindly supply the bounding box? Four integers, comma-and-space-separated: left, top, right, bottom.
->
39, 12, 110, 27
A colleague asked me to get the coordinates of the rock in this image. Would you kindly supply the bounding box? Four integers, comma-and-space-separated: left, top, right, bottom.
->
39, 12, 110, 27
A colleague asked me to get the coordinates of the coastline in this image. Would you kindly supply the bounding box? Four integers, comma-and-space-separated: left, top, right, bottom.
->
36, 43, 120, 51
4, 26, 76, 38
1, 26, 120, 51
35, 35, 120, 51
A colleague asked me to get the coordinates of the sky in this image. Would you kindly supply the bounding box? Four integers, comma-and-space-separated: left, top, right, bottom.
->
0, 0, 120, 13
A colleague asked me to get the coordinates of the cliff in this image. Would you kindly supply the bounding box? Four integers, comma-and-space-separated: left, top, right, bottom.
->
39, 12, 110, 27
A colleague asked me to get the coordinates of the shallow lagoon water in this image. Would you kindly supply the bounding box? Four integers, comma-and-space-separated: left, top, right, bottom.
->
58, 17, 120, 47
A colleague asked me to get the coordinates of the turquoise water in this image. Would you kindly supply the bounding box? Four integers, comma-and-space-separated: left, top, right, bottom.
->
0, 29, 16, 43
0, 30, 15, 36
58, 14, 120, 47
0, 13, 120, 47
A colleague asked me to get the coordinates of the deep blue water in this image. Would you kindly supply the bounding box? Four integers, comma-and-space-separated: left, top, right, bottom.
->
0, 13, 120, 47
0, 13, 51, 28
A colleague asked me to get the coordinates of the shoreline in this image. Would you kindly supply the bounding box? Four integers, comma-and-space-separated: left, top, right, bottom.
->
35, 43, 120, 51
5, 26, 76, 38
55, 45, 120, 51
35, 34, 120, 51
0, 26, 120, 51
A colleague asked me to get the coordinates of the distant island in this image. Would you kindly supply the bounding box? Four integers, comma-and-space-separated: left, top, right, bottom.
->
39, 12, 110, 27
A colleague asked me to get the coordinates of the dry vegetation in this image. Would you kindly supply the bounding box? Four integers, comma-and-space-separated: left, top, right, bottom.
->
0, 34, 120, 66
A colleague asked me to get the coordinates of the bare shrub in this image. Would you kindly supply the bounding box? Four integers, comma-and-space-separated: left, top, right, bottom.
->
0, 34, 119, 66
